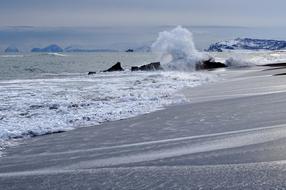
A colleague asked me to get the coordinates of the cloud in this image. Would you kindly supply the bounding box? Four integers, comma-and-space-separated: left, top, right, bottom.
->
0, 0, 285, 27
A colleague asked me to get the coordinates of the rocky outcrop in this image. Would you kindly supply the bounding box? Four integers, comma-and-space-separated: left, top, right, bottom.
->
88, 71, 97, 75
88, 62, 124, 75
89, 61, 162, 74
125, 49, 134, 52
131, 62, 162, 71
103, 62, 124, 72
195, 59, 227, 70
262, 63, 286, 67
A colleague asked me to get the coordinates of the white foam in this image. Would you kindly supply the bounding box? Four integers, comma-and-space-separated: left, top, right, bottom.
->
151, 26, 212, 71
46, 53, 68, 57
0, 55, 24, 58
0, 71, 217, 148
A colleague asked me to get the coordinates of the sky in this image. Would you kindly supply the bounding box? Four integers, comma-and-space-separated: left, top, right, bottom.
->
0, 0, 286, 27
1, 0, 286, 51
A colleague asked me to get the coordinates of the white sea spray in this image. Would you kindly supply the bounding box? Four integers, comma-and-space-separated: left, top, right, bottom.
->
0, 71, 217, 150
151, 26, 213, 71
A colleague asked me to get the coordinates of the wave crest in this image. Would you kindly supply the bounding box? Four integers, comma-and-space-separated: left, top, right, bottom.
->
151, 26, 212, 71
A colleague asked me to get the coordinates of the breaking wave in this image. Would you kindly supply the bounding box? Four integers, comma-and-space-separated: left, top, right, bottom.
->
0, 71, 217, 152
0, 27, 221, 155
151, 26, 212, 71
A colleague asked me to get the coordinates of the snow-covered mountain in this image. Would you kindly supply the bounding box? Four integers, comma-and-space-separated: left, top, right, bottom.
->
207, 38, 286, 52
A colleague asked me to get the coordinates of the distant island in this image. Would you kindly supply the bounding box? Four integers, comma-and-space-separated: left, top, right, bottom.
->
5, 46, 19, 53
31, 44, 64, 52
4, 38, 286, 53
30, 44, 118, 53
1, 44, 152, 53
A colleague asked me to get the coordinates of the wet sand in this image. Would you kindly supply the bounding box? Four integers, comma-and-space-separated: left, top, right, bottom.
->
2, 65, 286, 189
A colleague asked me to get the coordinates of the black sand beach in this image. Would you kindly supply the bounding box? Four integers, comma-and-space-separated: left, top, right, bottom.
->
2, 65, 286, 189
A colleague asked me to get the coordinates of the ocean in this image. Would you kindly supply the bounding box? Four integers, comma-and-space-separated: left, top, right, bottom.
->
0, 52, 219, 150
2, 25, 286, 154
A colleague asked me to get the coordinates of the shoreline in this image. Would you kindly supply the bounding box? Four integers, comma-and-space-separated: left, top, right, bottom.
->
0, 69, 218, 155
2, 64, 286, 188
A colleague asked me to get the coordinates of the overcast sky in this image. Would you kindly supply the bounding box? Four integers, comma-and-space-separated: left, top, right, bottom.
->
0, 0, 285, 27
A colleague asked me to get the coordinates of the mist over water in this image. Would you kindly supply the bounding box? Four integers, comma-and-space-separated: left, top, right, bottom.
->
151, 26, 284, 69
151, 26, 212, 71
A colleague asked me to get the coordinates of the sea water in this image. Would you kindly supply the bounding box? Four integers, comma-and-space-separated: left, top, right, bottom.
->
0, 52, 218, 151
2, 26, 286, 154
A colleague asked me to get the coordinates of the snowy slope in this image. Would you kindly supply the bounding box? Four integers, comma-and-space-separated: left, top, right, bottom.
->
207, 38, 286, 52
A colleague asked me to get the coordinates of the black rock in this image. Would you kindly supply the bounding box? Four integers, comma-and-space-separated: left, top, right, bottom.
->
88, 62, 124, 75
88, 71, 97, 75
131, 66, 140, 71
126, 49, 134, 52
131, 62, 162, 71
103, 62, 124, 72
196, 59, 227, 70
262, 63, 286, 67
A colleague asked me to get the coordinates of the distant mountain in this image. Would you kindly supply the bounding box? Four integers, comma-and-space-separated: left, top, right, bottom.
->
31, 44, 63, 52
207, 38, 286, 52
64, 46, 118, 52
5, 46, 19, 53
30, 44, 149, 53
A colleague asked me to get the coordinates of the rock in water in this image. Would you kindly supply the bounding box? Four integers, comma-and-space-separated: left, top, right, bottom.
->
131, 62, 162, 71
88, 62, 124, 75
125, 49, 134, 52
196, 59, 227, 70
131, 66, 140, 71
88, 71, 97, 75
103, 62, 124, 72
89, 62, 162, 75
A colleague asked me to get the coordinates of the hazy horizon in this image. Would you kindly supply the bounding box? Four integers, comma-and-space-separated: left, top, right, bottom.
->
2, 25, 286, 52
2, 0, 286, 51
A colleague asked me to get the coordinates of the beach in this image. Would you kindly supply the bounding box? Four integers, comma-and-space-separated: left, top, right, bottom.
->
3, 0, 286, 189
1, 64, 286, 189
